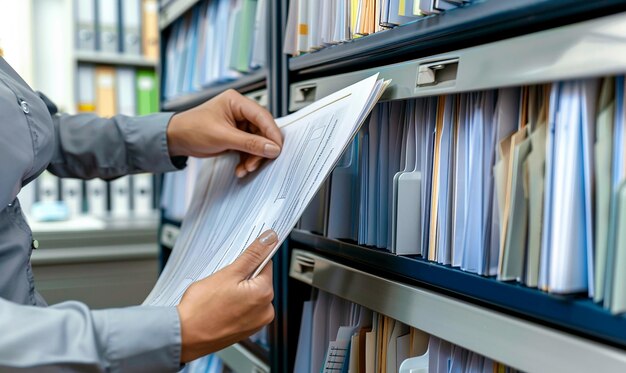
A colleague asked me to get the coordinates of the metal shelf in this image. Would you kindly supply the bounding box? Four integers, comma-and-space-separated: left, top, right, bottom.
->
216, 343, 270, 373
161, 70, 268, 112
159, 0, 201, 30
289, 11, 626, 111
289, 247, 626, 373
289, 230, 626, 350
288, 0, 626, 77
75, 51, 158, 68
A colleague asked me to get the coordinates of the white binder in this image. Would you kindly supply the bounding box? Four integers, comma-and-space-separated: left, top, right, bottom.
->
116, 67, 136, 115
97, 0, 120, 53
132, 174, 154, 216
75, 0, 97, 51
61, 179, 84, 217
86, 179, 107, 216
121, 0, 142, 55
110, 176, 131, 217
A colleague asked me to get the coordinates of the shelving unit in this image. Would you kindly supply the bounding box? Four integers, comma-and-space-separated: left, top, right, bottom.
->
288, 0, 626, 78
289, 248, 626, 372
74, 51, 158, 68
161, 70, 268, 111
157, 0, 626, 371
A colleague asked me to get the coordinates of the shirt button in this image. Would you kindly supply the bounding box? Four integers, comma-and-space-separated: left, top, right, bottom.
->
20, 100, 30, 114
32, 240, 39, 250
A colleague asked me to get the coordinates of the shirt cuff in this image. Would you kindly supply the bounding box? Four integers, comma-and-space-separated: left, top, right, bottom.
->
92, 306, 182, 373
122, 112, 187, 173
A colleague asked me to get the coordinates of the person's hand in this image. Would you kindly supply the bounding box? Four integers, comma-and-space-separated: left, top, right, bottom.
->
176, 230, 277, 363
166, 89, 283, 178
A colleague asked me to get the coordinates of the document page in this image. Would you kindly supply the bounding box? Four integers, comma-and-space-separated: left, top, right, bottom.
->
145, 74, 387, 306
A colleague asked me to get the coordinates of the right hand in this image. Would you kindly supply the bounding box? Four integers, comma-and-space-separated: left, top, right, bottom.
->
176, 230, 277, 363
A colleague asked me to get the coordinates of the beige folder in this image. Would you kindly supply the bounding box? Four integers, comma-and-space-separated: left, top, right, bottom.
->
95, 66, 116, 118
142, 0, 159, 60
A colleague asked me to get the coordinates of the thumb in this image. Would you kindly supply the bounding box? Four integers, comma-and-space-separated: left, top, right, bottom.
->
222, 126, 282, 159
229, 230, 278, 278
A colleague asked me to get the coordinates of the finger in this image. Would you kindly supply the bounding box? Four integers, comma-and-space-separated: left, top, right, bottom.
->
225, 90, 283, 147
235, 163, 247, 178
222, 126, 282, 159
244, 155, 264, 173
229, 230, 278, 278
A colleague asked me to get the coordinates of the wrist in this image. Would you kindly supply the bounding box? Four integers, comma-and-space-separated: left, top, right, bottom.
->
166, 114, 186, 157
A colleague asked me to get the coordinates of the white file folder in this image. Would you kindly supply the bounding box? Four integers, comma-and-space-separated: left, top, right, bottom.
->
76, 0, 96, 51
132, 174, 154, 216
61, 179, 83, 217
97, 0, 120, 53
86, 179, 107, 216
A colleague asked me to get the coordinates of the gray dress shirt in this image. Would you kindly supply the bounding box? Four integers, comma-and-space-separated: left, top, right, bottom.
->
0, 57, 185, 372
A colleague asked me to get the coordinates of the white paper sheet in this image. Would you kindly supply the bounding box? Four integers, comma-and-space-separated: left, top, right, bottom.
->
145, 75, 387, 306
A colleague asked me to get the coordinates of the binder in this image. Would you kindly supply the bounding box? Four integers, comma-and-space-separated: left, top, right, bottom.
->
116, 67, 136, 116
110, 176, 131, 217
132, 173, 154, 216
61, 179, 83, 217
38, 171, 59, 203
136, 69, 158, 115
120, 0, 142, 55
77, 65, 96, 113
97, 0, 120, 53
95, 66, 117, 117
75, 0, 97, 51
86, 179, 107, 216
142, 0, 159, 59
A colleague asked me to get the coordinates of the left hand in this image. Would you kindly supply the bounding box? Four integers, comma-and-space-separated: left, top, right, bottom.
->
166, 89, 283, 178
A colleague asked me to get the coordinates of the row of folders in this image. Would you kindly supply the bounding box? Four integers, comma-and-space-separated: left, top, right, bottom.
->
160, 76, 626, 313
76, 65, 158, 117
298, 76, 626, 313
75, 0, 159, 59
18, 172, 157, 222
284, 0, 473, 56
295, 290, 519, 373
162, 0, 267, 101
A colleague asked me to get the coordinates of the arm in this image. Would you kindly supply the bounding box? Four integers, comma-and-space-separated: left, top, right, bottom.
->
47, 112, 186, 179
48, 88, 283, 180
0, 231, 277, 371
0, 299, 182, 372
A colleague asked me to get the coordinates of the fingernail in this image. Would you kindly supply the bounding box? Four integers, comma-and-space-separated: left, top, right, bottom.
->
263, 143, 281, 158
259, 230, 278, 245
236, 168, 247, 178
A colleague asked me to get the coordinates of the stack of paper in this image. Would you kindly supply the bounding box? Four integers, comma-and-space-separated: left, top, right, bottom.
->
163, 0, 266, 101
294, 290, 428, 373
417, 336, 521, 373
145, 75, 388, 306
284, 0, 473, 56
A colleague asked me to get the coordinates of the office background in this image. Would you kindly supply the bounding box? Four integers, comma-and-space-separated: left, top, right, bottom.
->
4, 0, 626, 372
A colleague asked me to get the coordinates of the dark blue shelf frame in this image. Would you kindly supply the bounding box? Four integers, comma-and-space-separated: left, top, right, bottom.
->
288, 229, 626, 349
288, 0, 626, 79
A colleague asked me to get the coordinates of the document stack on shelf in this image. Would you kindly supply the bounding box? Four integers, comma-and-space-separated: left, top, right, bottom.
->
75, 0, 159, 59
294, 290, 519, 373
162, 0, 267, 101
284, 0, 473, 56
298, 75, 626, 312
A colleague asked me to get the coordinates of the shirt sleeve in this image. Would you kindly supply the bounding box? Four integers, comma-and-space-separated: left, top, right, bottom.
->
47, 112, 187, 179
0, 297, 182, 372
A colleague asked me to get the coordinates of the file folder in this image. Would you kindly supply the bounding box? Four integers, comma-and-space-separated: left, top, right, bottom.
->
86, 178, 107, 216
136, 69, 158, 114
116, 67, 136, 116
110, 176, 131, 217
61, 179, 83, 217
120, 0, 142, 55
142, 0, 159, 59
132, 173, 154, 216
75, 0, 97, 51
97, 0, 120, 53
77, 65, 96, 113
95, 66, 117, 117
